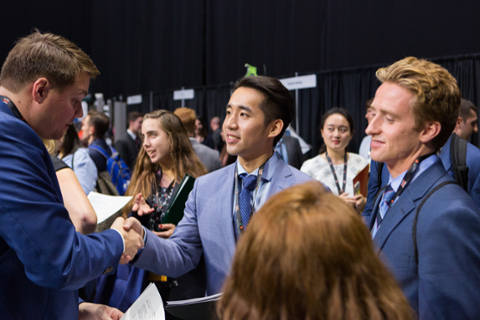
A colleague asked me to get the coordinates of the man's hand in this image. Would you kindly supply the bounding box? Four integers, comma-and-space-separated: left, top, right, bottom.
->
131, 193, 154, 216
79, 302, 123, 320
123, 216, 144, 237
111, 217, 144, 264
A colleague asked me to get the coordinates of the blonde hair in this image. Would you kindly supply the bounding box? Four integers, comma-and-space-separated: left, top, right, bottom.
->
42, 139, 57, 156
376, 57, 460, 150
218, 181, 414, 320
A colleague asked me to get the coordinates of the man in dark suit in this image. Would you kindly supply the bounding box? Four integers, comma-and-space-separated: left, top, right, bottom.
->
365, 57, 480, 320
125, 76, 313, 294
0, 30, 143, 320
114, 111, 143, 170
174, 107, 221, 172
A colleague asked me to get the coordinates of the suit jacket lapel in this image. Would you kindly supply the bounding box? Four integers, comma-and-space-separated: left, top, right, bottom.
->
368, 166, 390, 230
217, 164, 237, 259
266, 158, 293, 198
373, 161, 446, 252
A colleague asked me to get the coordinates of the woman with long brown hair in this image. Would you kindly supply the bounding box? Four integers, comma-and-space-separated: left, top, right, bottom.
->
95, 110, 207, 314
125, 109, 206, 237
218, 181, 414, 320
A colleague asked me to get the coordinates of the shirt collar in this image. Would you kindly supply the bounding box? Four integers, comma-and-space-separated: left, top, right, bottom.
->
388, 154, 439, 192
236, 152, 278, 182
127, 129, 137, 140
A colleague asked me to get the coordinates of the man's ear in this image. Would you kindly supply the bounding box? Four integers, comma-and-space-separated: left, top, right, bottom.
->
419, 121, 441, 144
453, 117, 464, 136
89, 126, 95, 137
32, 78, 51, 103
268, 119, 284, 139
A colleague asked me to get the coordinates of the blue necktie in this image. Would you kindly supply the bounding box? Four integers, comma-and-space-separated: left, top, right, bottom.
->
377, 184, 394, 227
239, 174, 258, 229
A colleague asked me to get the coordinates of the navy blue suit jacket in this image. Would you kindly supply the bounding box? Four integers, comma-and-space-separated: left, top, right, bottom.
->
368, 159, 480, 319
438, 135, 480, 209
132, 154, 312, 294
0, 102, 123, 319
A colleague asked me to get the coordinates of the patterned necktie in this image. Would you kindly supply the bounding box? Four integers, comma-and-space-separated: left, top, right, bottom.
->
377, 184, 394, 227
239, 174, 258, 229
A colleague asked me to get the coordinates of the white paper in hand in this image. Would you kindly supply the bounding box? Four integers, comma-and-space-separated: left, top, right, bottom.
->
120, 283, 165, 320
87, 192, 132, 224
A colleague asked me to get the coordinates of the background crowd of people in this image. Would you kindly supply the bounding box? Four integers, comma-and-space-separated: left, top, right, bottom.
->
2, 30, 480, 320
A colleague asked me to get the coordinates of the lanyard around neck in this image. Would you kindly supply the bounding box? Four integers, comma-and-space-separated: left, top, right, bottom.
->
381, 153, 435, 214
233, 163, 265, 236
325, 151, 347, 195
0, 95, 26, 123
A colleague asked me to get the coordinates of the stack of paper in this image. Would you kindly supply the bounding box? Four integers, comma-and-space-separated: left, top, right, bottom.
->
120, 283, 164, 320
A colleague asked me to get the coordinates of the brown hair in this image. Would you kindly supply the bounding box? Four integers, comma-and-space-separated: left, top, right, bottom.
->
459, 98, 477, 121
233, 76, 294, 146
127, 111, 144, 125
87, 111, 110, 139
174, 107, 196, 134
123, 110, 207, 215
218, 181, 413, 320
0, 30, 99, 93
376, 57, 461, 151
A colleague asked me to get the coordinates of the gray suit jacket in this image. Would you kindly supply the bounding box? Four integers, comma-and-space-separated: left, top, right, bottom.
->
132, 154, 312, 294
190, 137, 221, 172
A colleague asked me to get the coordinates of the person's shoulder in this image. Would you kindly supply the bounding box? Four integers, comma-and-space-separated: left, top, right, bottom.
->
194, 140, 213, 151
301, 155, 324, 169
0, 111, 44, 151
273, 158, 311, 182
116, 132, 132, 143
288, 165, 313, 183
419, 179, 480, 223
197, 162, 234, 182
466, 142, 480, 163
74, 147, 95, 162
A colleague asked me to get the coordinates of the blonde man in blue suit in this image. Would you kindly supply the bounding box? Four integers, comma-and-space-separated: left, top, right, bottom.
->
366, 57, 480, 320
126, 76, 313, 295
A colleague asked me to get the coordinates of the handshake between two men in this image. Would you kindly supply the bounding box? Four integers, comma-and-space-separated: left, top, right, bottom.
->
110, 217, 145, 264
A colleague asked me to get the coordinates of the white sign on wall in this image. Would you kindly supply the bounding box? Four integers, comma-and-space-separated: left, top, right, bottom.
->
127, 94, 143, 105
174, 89, 195, 100
279, 74, 317, 90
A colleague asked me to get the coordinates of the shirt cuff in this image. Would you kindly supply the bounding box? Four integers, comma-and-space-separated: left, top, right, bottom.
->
110, 228, 125, 253
142, 226, 148, 244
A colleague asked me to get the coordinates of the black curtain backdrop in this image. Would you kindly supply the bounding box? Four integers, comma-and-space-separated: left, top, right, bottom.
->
131, 54, 480, 156
1, 1, 480, 151
84, 0, 480, 98
1, 0, 480, 98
